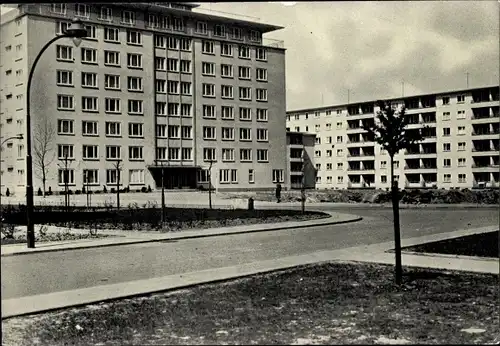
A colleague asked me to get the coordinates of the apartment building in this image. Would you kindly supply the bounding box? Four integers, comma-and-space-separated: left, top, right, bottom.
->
0, 3, 287, 195
286, 86, 499, 190
286, 131, 316, 190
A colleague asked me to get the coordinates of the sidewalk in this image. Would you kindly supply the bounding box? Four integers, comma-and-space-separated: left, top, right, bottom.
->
1, 211, 362, 257
2, 226, 496, 319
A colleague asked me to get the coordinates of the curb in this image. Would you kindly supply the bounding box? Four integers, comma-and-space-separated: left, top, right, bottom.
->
396, 250, 499, 262
1, 215, 363, 257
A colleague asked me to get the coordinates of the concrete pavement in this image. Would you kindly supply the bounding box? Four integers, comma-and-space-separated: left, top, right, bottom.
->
1, 211, 362, 257
2, 225, 497, 319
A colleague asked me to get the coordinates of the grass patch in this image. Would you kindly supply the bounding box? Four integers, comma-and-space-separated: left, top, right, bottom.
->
402, 230, 499, 258
1, 232, 114, 246
2, 262, 498, 345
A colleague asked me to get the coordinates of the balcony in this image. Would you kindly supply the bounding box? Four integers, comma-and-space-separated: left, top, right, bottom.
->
346, 126, 365, 133
290, 170, 304, 176
472, 181, 499, 189
471, 130, 499, 139
471, 164, 499, 172
263, 38, 285, 49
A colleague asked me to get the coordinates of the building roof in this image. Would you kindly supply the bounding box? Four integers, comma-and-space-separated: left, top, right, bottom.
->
287, 85, 499, 114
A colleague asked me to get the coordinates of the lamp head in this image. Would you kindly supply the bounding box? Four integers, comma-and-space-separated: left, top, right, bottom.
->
16, 134, 23, 140
64, 19, 88, 47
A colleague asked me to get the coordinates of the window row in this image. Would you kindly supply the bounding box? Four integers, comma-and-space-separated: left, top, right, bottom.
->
57, 144, 149, 161
197, 148, 269, 163
197, 168, 283, 185
200, 41, 267, 61
56, 45, 145, 69
58, 168, 146, 185
201, 105, 268, 121
201, 84, 268, 101
200, 126, 268, 141
200, 62, 267, 81
57, 70, 151, 92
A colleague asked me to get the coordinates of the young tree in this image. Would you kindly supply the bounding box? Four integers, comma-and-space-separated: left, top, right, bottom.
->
363, 100, 426, 285
33, 117, 56, 197
111, 160, 122, 210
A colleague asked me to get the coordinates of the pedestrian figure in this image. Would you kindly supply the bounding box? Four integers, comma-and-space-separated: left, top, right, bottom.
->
276, 183, 282, 203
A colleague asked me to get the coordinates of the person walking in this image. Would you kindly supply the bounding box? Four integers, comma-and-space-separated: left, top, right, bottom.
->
275, 183, 282, 203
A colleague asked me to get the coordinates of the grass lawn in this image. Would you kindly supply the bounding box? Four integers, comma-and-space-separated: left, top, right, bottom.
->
0, 233, 114, 246
2, 261, 498, 345
402, 230, 499, 258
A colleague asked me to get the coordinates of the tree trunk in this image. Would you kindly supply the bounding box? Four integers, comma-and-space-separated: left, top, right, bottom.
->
390, 154, 403, 285
116, 168, 120, 210
42, 173, 46, 198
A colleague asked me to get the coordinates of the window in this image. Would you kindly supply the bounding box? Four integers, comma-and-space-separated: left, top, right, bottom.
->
203, 105, 216, 119
56, 45, 73, 61
82, 145, 98, 160
127, 76, 143, 92
393, 161, 399, 169
105, 122, 121, 136
104, 51, 120, 66
168, 125, 180, 138
326, 163, 332, 170
51, 4, 67, 14
221, 127, 234, 141
239, 46, 250, 59
326, 150, 332, 157
75, 3, 90, 18
457, 95, 465, 103
457, 126, 466, 135
58, 144, 74, 159
148, 14, 159, 28
155, 102, 166, 117
458, 174, 466, 183
230, 27, 242, 40
121, 10, 136, 25
272, 169, 284, 183
238, 66, 251, 80
155, 57, 166, 71
180, 82, 191, 96
240, 149, 252, 162
81, 48, 97, 64
129, 146, 143, 160
315, 138, 321, 144
84, 25, 97, 40
156, 124, 166, 138
256, 68, 267, 82
203, 126, 216, 140
154, 35, 166, 48
214, 24, 226, 37
256, 89, 267, 102
337, 176, 344, 184
257, 149, 268, 162
221, 106, 234, 120
256, 109, 268, 122
443, 128, 451, 136
129, 170, 144, 185
221, 85, 233, 99
326, 110, 332, 116
257, 128, 268, 142
248, 169, 255, 183
56, 21, 69, 35
106, 145, 121, 160
202, 62, 215, 76
105, 98, 121, 113
82, 121, 98, 136
219, 169, 230, 183
326, 124, 332, 131
196, 21, 207, 34
222, 148, 234, 162
167, 58, 178, 72
443, 174, 451, 183
168, 81, 179, 94
182, 148, 192, 161
250, 30, 260, 42
380, 161, 387, 169
458, 142, 466, 151
239, 107, 251, 121
57, 95, 74, 110
315, 124, 320, 132
58, 169, 75, 185
443, 159, 451, 167
81, 72, 97, 88
221, 64, 233, 78
127, 100, 143, 115
442, 97, 450, 105
99, 7, 112, 21
202, 83, 215, 97
337, 149, 343, 156
256, 48, 267, 61
105, 74, 120, 90
203, 148, 216, 161
181, 125, 192, 139
127, 53, 142, 69
82, 96, 98, 112
221, 43, 233, 57
126, 30, 142, 45
202, 41, 214, 54
457, 110, 466, 119
337, 136, 343, 143
128, 123, 143, 137
239, 87, 251, 100
239, 128, 252, 141
181, 104, 192, 117
83, 169, 99, 185
167, 37, 179, 50
442, 112, 450, 121
57, 119, 74, 135
56, 70, 73, 86
180, 60, 191, 73
172, 17, 184, 32
168, 103, 179, 116
106, 169, 119, 185
443, 143, 451, 151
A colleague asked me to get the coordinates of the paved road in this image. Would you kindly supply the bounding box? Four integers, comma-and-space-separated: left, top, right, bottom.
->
2, 207, 498, 300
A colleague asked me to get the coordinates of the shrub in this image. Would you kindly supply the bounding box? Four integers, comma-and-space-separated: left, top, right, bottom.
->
82, 186, 86, 194
110, 188, 116, 193
48, 186, 53, 196
103, 186, 107, 193
37, 188, 43, 196
141, 186, 147, 193
147, 185, 152, 193
94, 190, 101, 194
1, 222, 16, 239
75, 190, 81, 195
5, 188, 10, 197
68, 189, 73, 195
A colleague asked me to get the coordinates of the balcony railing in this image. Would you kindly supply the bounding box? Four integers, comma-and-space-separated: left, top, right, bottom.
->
472, 131, 500, 136
263, 38, 285, 49
471, 113, 498, 120
472, 164, 499, 168
404, 166, 437, 170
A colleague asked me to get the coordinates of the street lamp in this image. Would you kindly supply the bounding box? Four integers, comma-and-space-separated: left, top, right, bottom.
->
25, 19, 87, 248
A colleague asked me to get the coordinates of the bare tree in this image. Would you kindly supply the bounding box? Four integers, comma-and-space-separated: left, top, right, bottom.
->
363, 100, 427, 285
33, 117, 56, 197
111, 160, 122, 210
207, 160, 215, 209
57, 153, 74, 211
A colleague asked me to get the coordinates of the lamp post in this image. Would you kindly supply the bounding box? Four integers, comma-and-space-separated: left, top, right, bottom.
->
25, 19, 87, 248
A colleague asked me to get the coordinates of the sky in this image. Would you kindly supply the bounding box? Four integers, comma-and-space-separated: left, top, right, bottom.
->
2, 2, 499, 111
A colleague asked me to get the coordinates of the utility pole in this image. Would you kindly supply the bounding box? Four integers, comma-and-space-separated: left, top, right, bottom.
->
112, 160, 122, 210
161, 165, 165, 225
208, 160, 214, 209
85, 170, 91, 208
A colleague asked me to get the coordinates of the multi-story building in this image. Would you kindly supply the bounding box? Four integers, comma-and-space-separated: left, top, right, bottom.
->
286, 86, 499, 190
0, 3, 287, 195
286, 131, 316, 190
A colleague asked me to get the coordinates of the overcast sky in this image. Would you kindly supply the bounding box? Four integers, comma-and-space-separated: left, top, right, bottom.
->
2, 2, 498, 111
198, 1, 499, 111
